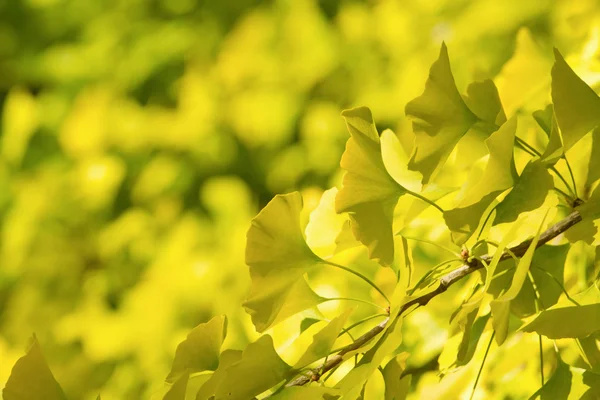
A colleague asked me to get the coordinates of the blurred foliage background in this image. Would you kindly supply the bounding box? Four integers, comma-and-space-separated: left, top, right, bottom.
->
1, 0, 600, 399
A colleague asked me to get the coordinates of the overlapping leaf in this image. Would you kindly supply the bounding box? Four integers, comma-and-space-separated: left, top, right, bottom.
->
528, 356, 572, 399
493, 160, 553, 225
196, 350, 242, 400
490, 214, 546, 345
552, 48, 600, 152
214, 336, 291, 400
405, 43, 478, 184
167, 315, 227, 382
382, 353, 411, 400
2, 335, 67, 400
444, 117, 519, 243
521, 304, 600, 339
293, 308, 353, 369
335, 107, 407, 266
244, 192, 325, 332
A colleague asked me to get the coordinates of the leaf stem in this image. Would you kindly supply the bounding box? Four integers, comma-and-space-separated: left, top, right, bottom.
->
476, 203, 498, 240
539, 335, 545, 386
405, 189, 445, 213
321, 260, 391, 304
323, 297, 387, 312
532, 266, 581, 306
470, 331, 495, 400
338, 313, 388, 338
402, 236, 461, 258
563, 154, 578, 198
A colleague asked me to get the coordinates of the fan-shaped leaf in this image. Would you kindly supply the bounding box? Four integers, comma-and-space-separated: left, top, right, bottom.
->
521, 304, 600, 339
244, 192, 325, 332
490, 213, 546, 345
335, 107, 406, 266
528, 357, 571, 400
214, 336, 291, 400
167, 315, 227, 383
444, 117, 518, 243
293, 308, 353, 369
552, 48, 600, 152
405, 43, 477, 183
383, 353, 411, 400
464, 79, 507, 128
164, 373, 189, 400
196, 350, 242, 400
494, 160, 553, 225
2, 335, 67, 400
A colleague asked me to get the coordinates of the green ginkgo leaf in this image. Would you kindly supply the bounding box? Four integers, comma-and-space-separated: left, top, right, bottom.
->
382, 353, 411, 400
534, 106, 564, 164
405, 43, 478, 184
196, 350, 242, 400
164, 373, 189, 400
214, 335, 291, 400
528, 356, 572, 400
551, 48, 600, 152
2, 335, 67, 400
167, 315, 227, 383
244, 192, 326, 332
335, 107, 406, 266
293, 308, 353, 369
520, 303, 600, 339
491, 213, 546, 345
444, 117, 518, 243
268, 386, 341, 400
463, 79, 507, 129
456, 313, 490, 366
494, 160, 553, 225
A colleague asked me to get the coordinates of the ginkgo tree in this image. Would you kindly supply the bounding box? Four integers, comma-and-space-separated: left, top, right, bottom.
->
4, 42, 600, 400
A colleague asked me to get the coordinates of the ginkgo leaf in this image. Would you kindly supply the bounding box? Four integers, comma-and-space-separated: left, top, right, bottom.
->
293, 308, 353, 369
167, 315, 227, 383
520, 303, 600, 339
164, 372, 189, 400
244, 192, 326, 332
565, 218, 597, 244
196, 350, 242, 400
496, 28, 552, 116
214, 335, 291, 400
2, 335, 67, 400
456, 313, 490, 366
551, 48, 600, 152
405, 42, 478, 183
305, 188, 347, 258
463, 79, 507, 129
380, 129, 422, 192
533, 106, 564, 164
587, 127, 600, 187
528, 356, 572, 400
268, 386, 341, 400
577, 185, 600, 221
335, 107, 406, 266
533, 105, 553, 136
444, 117, 518, 243
494, 160, 553, 225
490, 213, 546, 345
334, 220, 361, 254
579, 334, 600, 372
382, 353, 411, 400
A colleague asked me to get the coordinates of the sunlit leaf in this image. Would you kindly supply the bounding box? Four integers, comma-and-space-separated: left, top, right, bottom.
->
534, 106, 564, 164
444, 117, 518, 243
520, 303, 600, 339
405, 43, 477, 183
335, 107, 406, 266
214, 336, 291, 400
528, 356, 571, 400
244, 192, 325, 332
293, 308, 353, 369
305, 188, 348, 258
2, 335, 67, 400
463, 79, 507, 128
382, 353, 411, 400
494, 160, 553, 225
551, 48, 600, 152
164, 372, 189, 400
491, 213, 546, 345
196, 350, 242, 400
167, 315, 227, 383
299, 317, 322, 334
587, 127, 600, 187
380, 129, 422, 192
333, 219, 361, 254
577, 185, 600, 221
268, 386, 340, 400
457, 313, 490, 366
579, 334, 600, 371
565, 218, 597, 244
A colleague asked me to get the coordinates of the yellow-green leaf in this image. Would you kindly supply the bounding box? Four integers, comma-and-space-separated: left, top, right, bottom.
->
463, 79, 507, 128
521, 304, 600, 339
494, 160, 553, 225
164, 373, 189, 400
293, 308, 353, 369
214, 336, 291, 400
528, 357, 571, 399
382, 353, 411, 400
490, 212, 546, 345
335, 107, 406, 266
268, 386, 340, 399
551, 48, 600, 152
2, 335, 67, 400
244, 192, 325, 332
405, 43, 477, 183
167, 315, 227, 383
196, 350, 242, 400
444, 117, 518, 242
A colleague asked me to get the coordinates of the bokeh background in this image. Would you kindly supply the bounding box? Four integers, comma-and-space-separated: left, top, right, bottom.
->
1, 0, 600, 398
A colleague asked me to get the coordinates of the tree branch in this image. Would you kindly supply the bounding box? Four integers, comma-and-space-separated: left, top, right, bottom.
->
286, 211, 582, 387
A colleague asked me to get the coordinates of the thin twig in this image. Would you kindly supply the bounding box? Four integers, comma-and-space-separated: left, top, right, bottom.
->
285, 211, 582, 387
